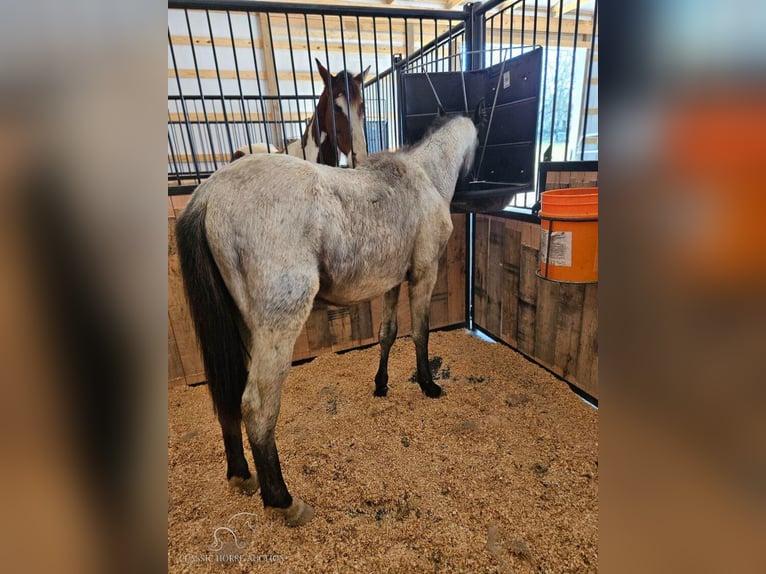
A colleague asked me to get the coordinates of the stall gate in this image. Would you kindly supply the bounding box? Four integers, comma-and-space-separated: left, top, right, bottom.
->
167, 0, 599, 398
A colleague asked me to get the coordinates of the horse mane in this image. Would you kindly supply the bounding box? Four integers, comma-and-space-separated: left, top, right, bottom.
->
398, 114, 465, 153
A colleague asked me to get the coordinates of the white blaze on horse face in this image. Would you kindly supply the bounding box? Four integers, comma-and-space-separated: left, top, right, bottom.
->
335, 95, 367, 167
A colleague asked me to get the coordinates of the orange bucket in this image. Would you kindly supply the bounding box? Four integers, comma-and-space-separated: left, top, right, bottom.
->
538, 187, 598, 283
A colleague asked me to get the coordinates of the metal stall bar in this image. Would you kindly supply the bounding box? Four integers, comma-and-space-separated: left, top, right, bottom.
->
226, 10, 253, 156
580, 0, 597, 161
284, 13, 305, 159
206, 10, 236, 159
183, 10, 219, 172
246, 12, 272, 152
372, 17, 384, 152
302, 13, 322, 163
264, 13, 290, 152
563, 0, 581, 160
355, 16, 370, 155
167, 29, 202, 183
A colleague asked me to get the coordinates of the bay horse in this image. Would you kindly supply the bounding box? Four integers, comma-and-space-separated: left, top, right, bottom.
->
176, 102, 485, 526
233, 59, 369, 167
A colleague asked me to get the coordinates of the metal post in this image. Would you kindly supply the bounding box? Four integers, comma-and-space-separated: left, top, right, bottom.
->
393, 54, 404, 147
462, 2, 484, 330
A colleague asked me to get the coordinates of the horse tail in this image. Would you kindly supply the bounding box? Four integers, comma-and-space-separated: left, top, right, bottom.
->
176, 200, 248, 419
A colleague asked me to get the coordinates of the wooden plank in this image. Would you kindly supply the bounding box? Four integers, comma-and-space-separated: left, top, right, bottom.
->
292, 324, 312, 362
350, 301, 375, 344
484, 217, 505, 338
430, 248, 450, 329
328, 305, 353, 352
533, 275, 560, 368
369, 295, 383, 342
170, 194, 192, 217
500, 221, 521, 346
574, 283, 599, 398
168, 316, 186, 385
553, 282, 587, 379
398, 283, 412, 336
521, 219, 541, 250
473, 214, 489, 329
304, 303, 333, 354
446, 213, 466, 325
167, 218, 206, 384
516, 244, 538, 356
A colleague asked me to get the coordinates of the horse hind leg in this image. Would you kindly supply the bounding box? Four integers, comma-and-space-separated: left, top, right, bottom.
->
374, 284, 401, 397
242, 325, 315, 526
219, 412, 259, 495
409, 265, 444, 398
240, 274, 318, 526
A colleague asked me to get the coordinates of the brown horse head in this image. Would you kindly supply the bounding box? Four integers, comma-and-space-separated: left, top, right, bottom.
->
309, 59, 370, 167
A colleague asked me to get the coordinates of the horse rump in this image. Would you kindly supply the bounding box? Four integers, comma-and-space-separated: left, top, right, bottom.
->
175, 201, 248, 418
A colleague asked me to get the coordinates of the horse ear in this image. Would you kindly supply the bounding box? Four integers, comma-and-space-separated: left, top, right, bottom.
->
472, 98, 487, 127
315, 58, 331, 86
437, 104, 446, 117
354, 65, 371, 84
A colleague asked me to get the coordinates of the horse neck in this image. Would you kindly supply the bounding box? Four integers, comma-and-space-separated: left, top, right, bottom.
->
410, 120, 474, 201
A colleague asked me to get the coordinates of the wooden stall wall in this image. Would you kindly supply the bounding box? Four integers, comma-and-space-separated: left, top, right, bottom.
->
168, 194, 466, 385
473, 214, 598, 399
472, 165, 598, 398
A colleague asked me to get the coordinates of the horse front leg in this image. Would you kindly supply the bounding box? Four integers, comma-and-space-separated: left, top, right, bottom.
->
374, 284, 401, 397
408, 265, 444, 398
241, 327, 315, 527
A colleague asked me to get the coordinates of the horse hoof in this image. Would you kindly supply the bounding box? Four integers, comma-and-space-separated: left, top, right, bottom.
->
228, 474, 259, 496
422, 383, 444, 398
277, 497, 315, 527
373, 385, 389, 397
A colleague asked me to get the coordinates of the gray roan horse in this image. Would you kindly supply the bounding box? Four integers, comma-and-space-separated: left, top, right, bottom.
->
232, 59, 369, 167
176, 102, 486, 526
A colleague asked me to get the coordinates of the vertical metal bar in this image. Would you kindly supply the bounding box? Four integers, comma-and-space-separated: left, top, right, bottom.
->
498, 10, 505, 62
521, 0, 526, 51
355, 16, 369, 155
489, 14, 495, 65
247, 13, 272, 153
537, 0, 552, 165
321, 15, 339, 166
433, 18, 439, 72
265, 13, 290, 153
549, 0, 564, 155
509, 5, 515, 58
339, 14, 355, 165
389, 17, 398, 145
372, 17, 384, 152
168, 126, 181, 185
205, 10, 235, 160
302, 13, 322, 164
284, 13, 305, 159
167, 29, 201, 182
448, 19, 453, 70
463, 3, 480, 330
564, 0, 581, 160
183, 10, 218, 171
173, 99, 193, 178
533, 0, 539, 45
419, 18, 424, 61
226, 10, 252, 158
581, 0, 598, 161
394, 54, 404, 146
